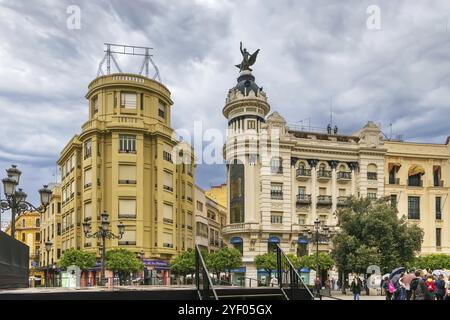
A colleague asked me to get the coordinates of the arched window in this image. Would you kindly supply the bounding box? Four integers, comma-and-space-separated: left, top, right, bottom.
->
267, 236, 280, 253
367, 164, 377, 180
230, 237, 243, 255
271, 157, 283, 174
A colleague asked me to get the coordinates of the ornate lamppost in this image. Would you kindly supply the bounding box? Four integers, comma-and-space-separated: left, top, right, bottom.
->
302, 219, 330, 288
0, 165, 52, 237
82, 211, 124, 286
44, 238, 53, 287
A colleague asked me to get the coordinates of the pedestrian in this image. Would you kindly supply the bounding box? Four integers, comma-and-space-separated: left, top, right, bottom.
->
351, 276, 363, 300
398, 273, 407, 300
382, 276, 395, 300
331, 278, 336, 291
435, 274, 446, 301
445, 275, 450, 301
314, 276, 321, 296
411, 270, 433, 300
425, 275, 436, 300
270, 275, 278, 287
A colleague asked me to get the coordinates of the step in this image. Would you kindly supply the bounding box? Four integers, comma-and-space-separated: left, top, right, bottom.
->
217, 293, 286, 300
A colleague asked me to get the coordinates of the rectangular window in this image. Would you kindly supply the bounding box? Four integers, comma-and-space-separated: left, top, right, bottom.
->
84, 168, 92, 188
71, 181, 75, 197
367, 172, 377, 180
271, 213, 283, 224
118, 165, 136, 184
436, 228, 442, 247
119, 199, 136, 218
408, 196, 420, 220
163, 144, 172, 162
390, 194, 397, 208
436, 196, 442, 220
84, 139, 92, 159
163, 203, 173, 223
140, 93, 144, 110
298, 215, 307, 225
163, 232, 173, 248
163, 171, 173, 192
367, 188, 377, 199
119, 230, 136, 245
319, 187, 326, 196
158, 101, 166, 118
186, 212, 193, 228
35, 233, 40, 241
92, 96, 99, 113
57, 223, 61, 236
186, 184, 193, 202
121, 92, 137, 109
119, 135, 136, 153
197, 201, 203, 212
271, 183, 283, 200
84, 202, 92, 221
248, 120, 256, 130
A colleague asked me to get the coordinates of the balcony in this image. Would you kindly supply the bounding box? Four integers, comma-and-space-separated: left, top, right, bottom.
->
317, 170, 332, 181
408, 180, 423, 187
434, 180, 444, 187
119, 179, 136, 185
222, 222, 260, 234
337, 171, 351, 183
296, 168, 311, 181
317, 195, 332, 206
337, 196, 350, 206
388, 178, 400, 185
296, 194, 312, 205
270, 191, 283, 200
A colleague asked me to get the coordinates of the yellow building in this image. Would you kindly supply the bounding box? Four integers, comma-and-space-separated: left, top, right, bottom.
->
39, 184, 62, 271
385, 139, 450, 255
205, 183, 227, 208
5, 211, 44, 284
57, 73, 195, 272
195, 185, 227, 252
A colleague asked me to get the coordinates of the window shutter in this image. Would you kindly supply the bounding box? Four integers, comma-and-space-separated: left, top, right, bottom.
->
119, 199, 136, 218
119, 165, 136, 181
163, 203, 173, 220
164, 171, 173, 188
84, 202, 92, 218
84, 168, 92, 186
121, 93, 137, 108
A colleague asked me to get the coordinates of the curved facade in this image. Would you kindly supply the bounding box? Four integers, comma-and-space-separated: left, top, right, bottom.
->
57, 73, 195, 266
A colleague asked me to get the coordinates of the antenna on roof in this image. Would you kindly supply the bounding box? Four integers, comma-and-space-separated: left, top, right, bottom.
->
97, 43, 162, 82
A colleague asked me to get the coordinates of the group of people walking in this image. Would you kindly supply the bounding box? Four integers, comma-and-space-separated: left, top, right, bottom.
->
381, 271, 450, 300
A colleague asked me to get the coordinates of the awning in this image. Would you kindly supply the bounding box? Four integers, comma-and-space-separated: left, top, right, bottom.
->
230, 237, 243, 244
388, 162, 401, 172
297, 237, 308, 244
268, 236, 280, 244
300, 268, 310, 273
408, 165, 425, 176
230, 267, 246, 273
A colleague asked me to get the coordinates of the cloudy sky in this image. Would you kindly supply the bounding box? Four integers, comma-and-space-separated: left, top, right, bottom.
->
1, 0, 450, 216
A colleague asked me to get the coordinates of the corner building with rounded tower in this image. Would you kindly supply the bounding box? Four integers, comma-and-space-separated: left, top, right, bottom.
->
57, 73, 195, 281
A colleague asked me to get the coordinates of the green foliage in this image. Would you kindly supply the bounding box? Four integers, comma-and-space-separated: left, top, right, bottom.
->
299, 252, 335, 271
254, 252, 277, 277
58, 249, 96, 271
331, 197, 423, 273
105, 249, 144, 283
410, 254, 450, 270
171, 249, 196, 276
206, 247, 242, 279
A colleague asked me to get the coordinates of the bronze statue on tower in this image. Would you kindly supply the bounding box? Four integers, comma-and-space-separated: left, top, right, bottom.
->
235, 42, 260, 72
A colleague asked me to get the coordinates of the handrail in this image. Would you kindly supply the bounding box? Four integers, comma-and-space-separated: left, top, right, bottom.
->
195, 244, 218, 300
275, 244, 315, 300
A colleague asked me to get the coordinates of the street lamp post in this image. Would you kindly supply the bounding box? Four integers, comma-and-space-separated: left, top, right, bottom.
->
83, 211, 125, 286
45, 238, 53, 287
0, 165, 52, 237
303, 219, 330, 290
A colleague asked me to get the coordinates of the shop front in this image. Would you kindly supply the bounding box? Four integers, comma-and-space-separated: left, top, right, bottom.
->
143, 259, 170, 285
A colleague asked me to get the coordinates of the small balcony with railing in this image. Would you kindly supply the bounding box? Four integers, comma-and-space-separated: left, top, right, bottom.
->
337, 171, 351, 183
337, 196, 350, 207
317, 195, 332, 206
317, 169, 332, 181
296, 194, 312, 205
296, 168, 311, 181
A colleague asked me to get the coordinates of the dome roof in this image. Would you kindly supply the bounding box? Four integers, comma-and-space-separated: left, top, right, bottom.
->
234, 71, 262, 96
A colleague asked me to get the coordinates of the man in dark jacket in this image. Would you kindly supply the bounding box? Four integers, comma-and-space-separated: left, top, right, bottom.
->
435, 274, 446, 300
351, 276, 363, 300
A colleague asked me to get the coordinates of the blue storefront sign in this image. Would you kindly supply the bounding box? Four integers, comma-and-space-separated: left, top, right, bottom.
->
144, 259, 170, 270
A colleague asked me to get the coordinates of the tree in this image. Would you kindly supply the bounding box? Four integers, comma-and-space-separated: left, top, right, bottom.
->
410, 254, 450, 271
299, 252, 335, 271
58, 249, 96, 271
206, 247, 242, 283
331, 197, 423, 274
105, 248, 144, 284
254, 252, 277, 284
171, 249, 196, 283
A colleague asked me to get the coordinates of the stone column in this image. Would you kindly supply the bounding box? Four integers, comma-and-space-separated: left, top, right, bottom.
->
308, 159, 319, 224
329, 160, 338, 225
349, 162, 358, 196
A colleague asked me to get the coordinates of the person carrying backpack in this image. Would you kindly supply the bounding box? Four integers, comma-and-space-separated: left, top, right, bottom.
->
382, 276, 394, 300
